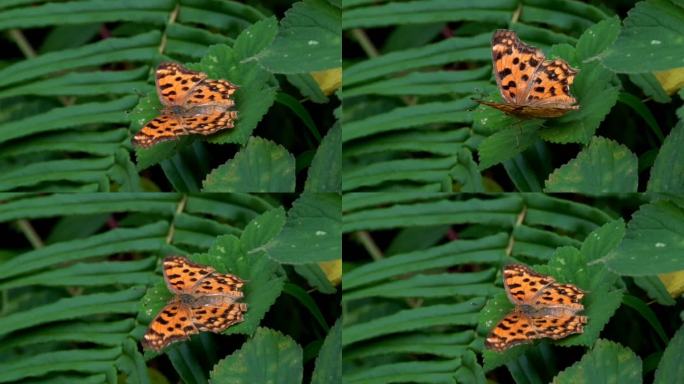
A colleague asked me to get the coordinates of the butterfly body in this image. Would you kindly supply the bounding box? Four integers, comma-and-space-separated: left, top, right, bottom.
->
142, 256, 248, 352
485, 264, 587, 351
476, 30, 579, 118
133, 62, 238, 148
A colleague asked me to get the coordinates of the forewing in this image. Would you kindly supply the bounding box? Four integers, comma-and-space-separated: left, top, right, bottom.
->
524, 59, 579, 110
142, 302, 197, 352
503, 264, 555, 306
184, 79, 238, 108
485, 310, 537, 351
132, 115, 184, 148
162, 256, 216, 294
155, 62, 206, 106
491, 29, 544, 105
192, 303, 248, 333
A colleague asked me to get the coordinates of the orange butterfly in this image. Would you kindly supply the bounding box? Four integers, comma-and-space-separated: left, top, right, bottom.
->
485, 264, 587, 351
132, 62, 238, 148
142, 256, 247, 351
476, 30, 579, 118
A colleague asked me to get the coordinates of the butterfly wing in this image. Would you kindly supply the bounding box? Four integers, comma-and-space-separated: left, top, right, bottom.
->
142, 302, 197, 351
193, 270, 245, 297
162, 256, 216, 294
523, 58, 579, 111
530, 312, 587, 340
502, 264, 555, 306
192, 302, 248, 332
183, 79, 238, 108
181, 108, 238, 136
155, 62, 207, 106
535, 281, 585, 311
132, 115, 185, 148
490, 29, 545, 105
485, 310, 538, 351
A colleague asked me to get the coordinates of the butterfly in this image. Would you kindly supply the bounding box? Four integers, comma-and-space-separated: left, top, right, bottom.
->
142, 256, 247, 352
475, 29, 579, 118
485, 264, 587, 352
132, 62, 238, 148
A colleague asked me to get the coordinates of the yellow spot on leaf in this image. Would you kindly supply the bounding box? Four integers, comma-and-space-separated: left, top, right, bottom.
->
311, 67, 341, 95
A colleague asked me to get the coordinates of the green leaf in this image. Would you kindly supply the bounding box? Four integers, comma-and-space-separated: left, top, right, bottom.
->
202, 137, 296, 192
209, 328, 303, 384
305, 123, 341, 192
0, 287, 144, 336
654, 323, 684, 383
647, 121, 684, 193
257, 0, 341, 73
240, 206, 286, 252
0, 347, 122, 383
450, 147, 484, 192
477, 117, 541, 170
544, 137, 638, 193
344, 298, 484, 347
311, 319, 341, 384
604, 199, 684, 275
601, 0, 684, 72
343, 99, 474, 142
551, 340, 642, 383
265, 193, 341, 263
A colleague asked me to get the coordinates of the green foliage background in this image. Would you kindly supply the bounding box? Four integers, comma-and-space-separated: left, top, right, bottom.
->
0, 192, 341, 383
342, 193, 684, 383
342, 0, 684, 193
0, 0, 341, 193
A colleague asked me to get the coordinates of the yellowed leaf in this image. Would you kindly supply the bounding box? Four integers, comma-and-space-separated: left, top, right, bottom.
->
318, 258, 341, 286
654, 67, 684, 94
658, 270, 684, 297
310, 67, 341, 95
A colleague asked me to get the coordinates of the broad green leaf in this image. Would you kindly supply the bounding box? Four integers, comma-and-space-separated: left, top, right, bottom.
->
202, 137, 295, 192
477, 117, 541, 170
653, 323, 684, 383
210, 328, 303, 384
601, 0, 684, 72
311, 319, 341, 384
552, 340, 642, 384
647, 121, 684, 193
240, 206, 286, 252
305, 123, 341, 192
544, 137, 638, 193
604, 199, 684, 275
257, 0, 341, 73
265, 193, 341, 263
